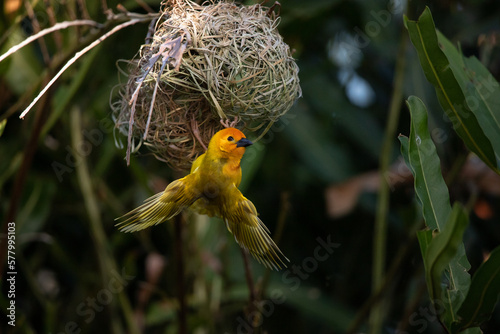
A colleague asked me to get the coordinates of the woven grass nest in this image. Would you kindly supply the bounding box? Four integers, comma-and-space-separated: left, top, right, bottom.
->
113, 0, 301, 170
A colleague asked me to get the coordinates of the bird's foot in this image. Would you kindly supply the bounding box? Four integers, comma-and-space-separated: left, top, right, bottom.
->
220, 116, 239, 128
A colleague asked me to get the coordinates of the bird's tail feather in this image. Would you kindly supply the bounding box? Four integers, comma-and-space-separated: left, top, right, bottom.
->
226, 216, 289, 270
224, 196, 289, 270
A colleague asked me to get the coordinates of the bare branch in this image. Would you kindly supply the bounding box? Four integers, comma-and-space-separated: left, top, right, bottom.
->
0, 20, 102, 63
19, 18, 148, 120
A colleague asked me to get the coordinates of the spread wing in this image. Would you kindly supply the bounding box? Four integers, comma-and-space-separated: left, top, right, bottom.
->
222, 186, 289, 270
115, 176, 199, 232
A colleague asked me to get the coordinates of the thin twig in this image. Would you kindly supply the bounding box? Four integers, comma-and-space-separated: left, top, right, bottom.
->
44, 0, 63, 51
77, 0, 91, 20
175, 214, 188, 334
24, 0, 50, 65
125, 52, 158, 164
0, 20, 102, 63
240, 248, 259, 331
135, 0, 155, 13
100, 0, 108, 12
191, 117, 208, 151
241, 248, 257, 303
19, 16, 154, 119
143, 57, 168, 140
1, 76, 44, 122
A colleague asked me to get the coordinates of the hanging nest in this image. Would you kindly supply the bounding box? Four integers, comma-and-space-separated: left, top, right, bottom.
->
112, 0, 301, 170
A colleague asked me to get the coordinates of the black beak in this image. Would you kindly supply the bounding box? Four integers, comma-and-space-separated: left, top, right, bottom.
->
236, 138, 253, 148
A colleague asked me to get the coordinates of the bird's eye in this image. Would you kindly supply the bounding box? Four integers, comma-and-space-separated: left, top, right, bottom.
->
227, 136, 234, 142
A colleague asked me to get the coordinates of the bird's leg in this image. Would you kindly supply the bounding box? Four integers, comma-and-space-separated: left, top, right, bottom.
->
220, 116, 239, 128
220, 118, 230, 128
229, 116, 239, 128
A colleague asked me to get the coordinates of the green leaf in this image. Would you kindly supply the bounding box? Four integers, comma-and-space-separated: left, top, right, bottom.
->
399, 96, 451, 231
453, 246, 500, 331
416, 228, 434, 260
437, 30, 500, 167
424, 203, 469, 328
405, 7, 498, 172
400, 96, 472, 329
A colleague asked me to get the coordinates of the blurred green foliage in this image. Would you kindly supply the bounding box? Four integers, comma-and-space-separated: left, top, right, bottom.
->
1, 1, 500, 334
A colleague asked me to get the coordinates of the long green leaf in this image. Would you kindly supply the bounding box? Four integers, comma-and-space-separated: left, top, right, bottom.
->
400, 96, 472, 329
415, 226, 479, 334
405, 7, 498, 172
399, 96, 451, 231
437, 30, 500, 167
453, 246, 500, 331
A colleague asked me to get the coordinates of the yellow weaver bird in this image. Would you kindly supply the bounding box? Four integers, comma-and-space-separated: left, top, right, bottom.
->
116, 127, 288, 270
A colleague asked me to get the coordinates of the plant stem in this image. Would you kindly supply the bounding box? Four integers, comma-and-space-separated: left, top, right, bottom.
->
241, 248, 257, 303
241, 248, 261, 332
369, 32, 408, 334
70, 107, 140, 334
175, 214, 188, 334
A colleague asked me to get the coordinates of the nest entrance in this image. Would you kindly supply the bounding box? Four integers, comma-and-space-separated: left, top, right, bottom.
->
113, 0, 301, 170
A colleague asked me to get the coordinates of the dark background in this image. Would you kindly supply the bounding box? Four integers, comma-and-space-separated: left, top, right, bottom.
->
1, 0, 500, 333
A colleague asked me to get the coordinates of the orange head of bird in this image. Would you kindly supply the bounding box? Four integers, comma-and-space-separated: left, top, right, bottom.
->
209, 128, 253, 159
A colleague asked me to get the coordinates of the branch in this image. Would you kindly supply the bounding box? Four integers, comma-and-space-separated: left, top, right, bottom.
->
241, 248, 257, 303
240, 248, 261, 331
0, 20, 102, 63
18, 14, 157, 119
